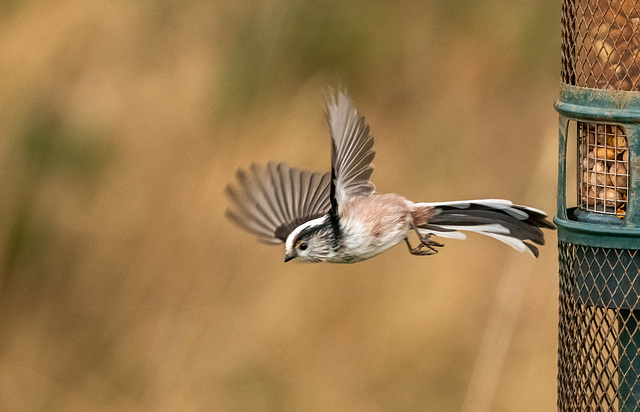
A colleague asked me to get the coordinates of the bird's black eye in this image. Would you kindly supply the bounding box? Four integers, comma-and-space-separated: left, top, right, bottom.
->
299, 242, 308, 251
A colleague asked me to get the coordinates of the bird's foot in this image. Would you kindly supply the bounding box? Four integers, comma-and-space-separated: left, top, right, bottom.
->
409, 225, 444, 254
405, 238, 441, 256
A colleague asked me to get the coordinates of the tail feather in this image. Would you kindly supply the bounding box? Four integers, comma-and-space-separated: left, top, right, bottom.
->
414, 200, 555, 258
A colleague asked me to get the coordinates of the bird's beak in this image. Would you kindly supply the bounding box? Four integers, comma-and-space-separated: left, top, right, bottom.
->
284, 254, 295, 263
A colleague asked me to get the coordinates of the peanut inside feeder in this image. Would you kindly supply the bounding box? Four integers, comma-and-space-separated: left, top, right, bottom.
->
573, 0, 640, 91
578, 122, 629, 217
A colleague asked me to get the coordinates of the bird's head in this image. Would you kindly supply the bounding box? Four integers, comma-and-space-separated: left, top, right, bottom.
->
284, 216, 336, 263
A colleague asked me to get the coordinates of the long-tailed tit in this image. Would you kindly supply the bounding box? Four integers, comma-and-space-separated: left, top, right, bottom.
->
225, 90, 555, 263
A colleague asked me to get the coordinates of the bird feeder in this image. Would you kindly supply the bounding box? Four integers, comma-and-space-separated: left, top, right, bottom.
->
556, 0, 640, 410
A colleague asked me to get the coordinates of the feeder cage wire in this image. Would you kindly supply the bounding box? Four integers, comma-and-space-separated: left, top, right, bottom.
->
557, 0, 640, 411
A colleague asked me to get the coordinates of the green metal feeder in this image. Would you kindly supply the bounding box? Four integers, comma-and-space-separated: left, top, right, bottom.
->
556, 0, 640, 410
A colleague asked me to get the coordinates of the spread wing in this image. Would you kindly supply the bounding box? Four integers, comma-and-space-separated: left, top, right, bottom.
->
326, 90, 376, 213
225, 162, 331, 244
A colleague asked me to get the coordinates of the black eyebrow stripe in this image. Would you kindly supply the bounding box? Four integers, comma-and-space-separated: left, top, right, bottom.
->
289, 218, 330, 244
274, 213, 325, 242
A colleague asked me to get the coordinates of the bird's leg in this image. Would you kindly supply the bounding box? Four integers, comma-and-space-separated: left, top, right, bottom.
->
407, 225, 444, 255
413, 224, 444, 247
405, 238, 439, 256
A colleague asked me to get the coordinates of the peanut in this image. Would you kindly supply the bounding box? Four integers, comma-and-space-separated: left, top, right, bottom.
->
608, 162, 628, 188
597, 187, 622, 208
596, 147, 616, 160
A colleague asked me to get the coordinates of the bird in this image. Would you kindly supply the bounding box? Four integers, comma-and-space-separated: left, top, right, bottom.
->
225, 89, 555, 263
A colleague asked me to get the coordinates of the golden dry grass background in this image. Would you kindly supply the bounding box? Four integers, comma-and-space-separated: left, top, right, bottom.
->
0, 1, 561, 410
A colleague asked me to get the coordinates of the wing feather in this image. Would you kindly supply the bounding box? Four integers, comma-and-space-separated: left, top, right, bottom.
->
225, 177, 278, 232
225, 163, 331, 243
267, 162, 288, 223
290, 166, 301, 219
308, 172, 331, 215
249, 164, 284, 225
326, 90, 376, 212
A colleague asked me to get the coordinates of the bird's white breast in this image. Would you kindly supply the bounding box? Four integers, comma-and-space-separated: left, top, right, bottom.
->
339, 194, 413, 261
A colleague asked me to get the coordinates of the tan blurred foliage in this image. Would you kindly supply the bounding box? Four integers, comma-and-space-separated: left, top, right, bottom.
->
0, 0, 560, 410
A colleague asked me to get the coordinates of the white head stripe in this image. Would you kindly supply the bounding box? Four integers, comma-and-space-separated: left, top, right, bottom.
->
285, 216, 328, 251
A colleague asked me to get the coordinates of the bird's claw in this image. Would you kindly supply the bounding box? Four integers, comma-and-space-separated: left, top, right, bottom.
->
405, 237, 442, 256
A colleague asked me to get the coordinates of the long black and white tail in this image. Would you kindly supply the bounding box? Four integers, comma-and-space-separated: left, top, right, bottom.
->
415, 199, 556, 257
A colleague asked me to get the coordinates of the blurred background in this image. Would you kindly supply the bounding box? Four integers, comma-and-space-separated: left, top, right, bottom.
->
0, 0, 561, 410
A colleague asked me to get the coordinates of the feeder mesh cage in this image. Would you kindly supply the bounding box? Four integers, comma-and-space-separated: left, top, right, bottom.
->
558, 0, 640, 411
559, 243, 640, 410
577, 122, 629, 217
561, 0, 640, 91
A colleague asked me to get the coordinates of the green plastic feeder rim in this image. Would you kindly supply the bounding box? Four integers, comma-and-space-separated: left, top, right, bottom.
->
555, 84, 640, 250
